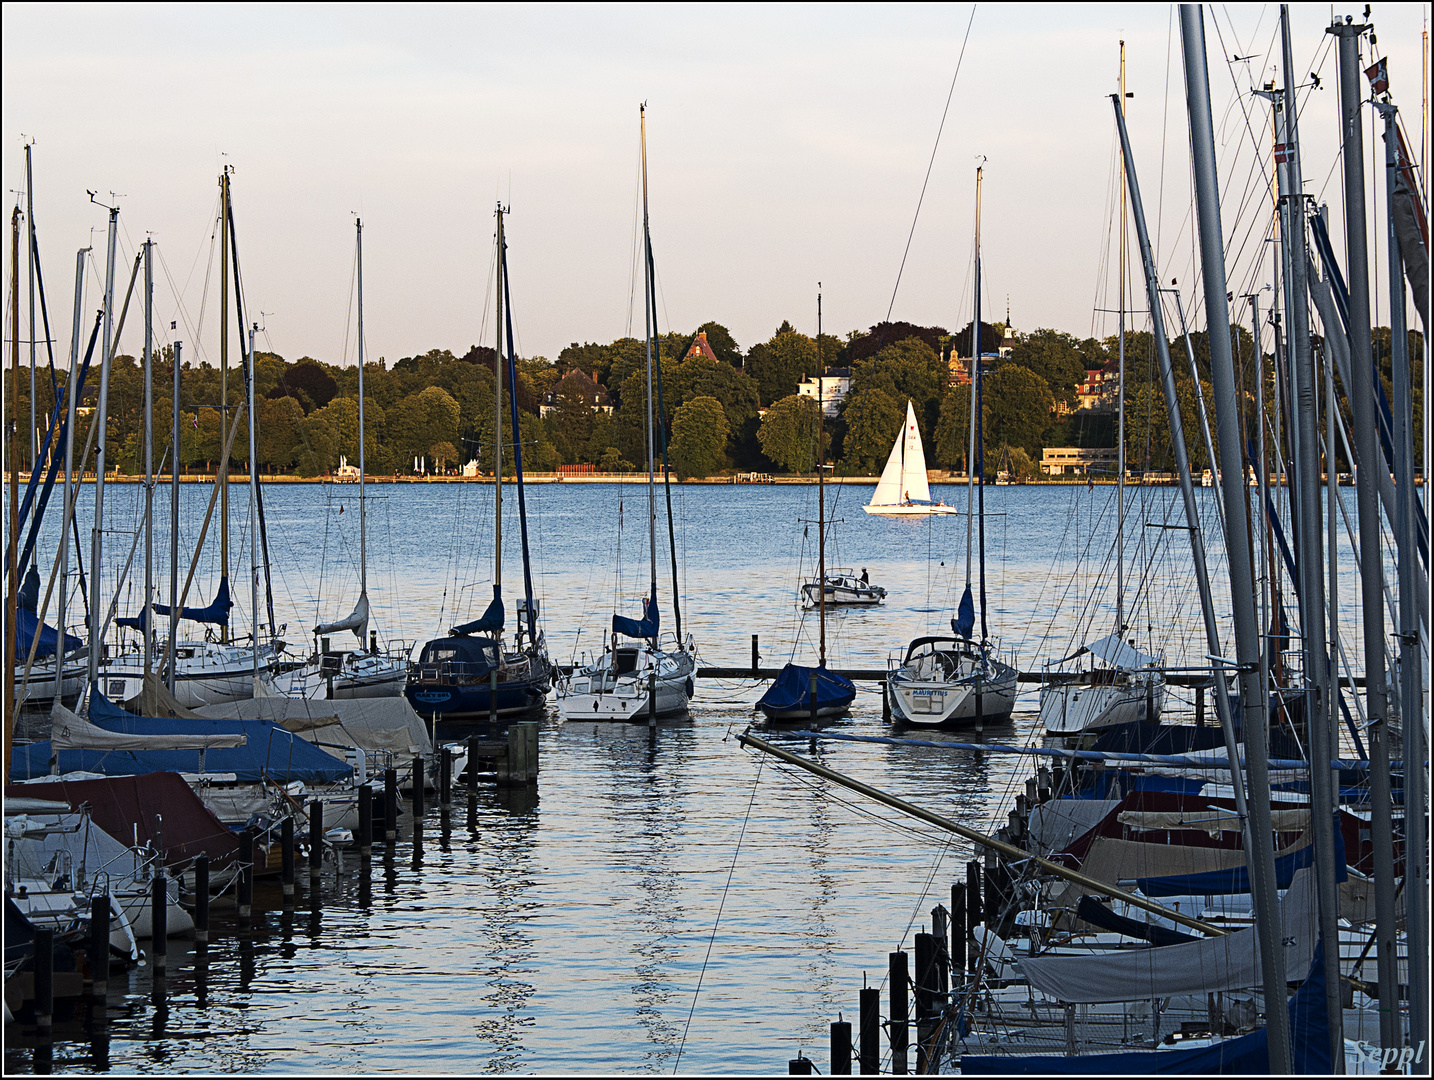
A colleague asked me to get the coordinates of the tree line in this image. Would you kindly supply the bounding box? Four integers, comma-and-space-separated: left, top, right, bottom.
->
7, 319, 1421, 480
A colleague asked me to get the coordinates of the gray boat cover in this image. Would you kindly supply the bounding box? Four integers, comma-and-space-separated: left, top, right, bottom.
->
197, 696, 432, 757
1017, 868, 1317, 1003
50, 702, 247, 751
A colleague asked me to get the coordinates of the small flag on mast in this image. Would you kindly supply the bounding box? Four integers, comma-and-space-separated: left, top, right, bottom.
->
1364, 57, 1389, 95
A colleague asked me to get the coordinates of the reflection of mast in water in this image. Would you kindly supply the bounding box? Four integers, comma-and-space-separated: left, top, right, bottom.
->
793, 770, 840, 1038
465, 790, 541, 1072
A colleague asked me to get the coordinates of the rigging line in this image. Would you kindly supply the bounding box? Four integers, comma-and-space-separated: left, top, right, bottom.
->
673, 749, 764, 1074
884, 2, 978, 324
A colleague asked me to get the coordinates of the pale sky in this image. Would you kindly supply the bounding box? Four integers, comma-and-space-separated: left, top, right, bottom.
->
3, 3, 1428, 372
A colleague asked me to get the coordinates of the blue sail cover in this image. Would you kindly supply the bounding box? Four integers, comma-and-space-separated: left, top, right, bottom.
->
612, 588, 658, 639
116, 607, 151, 635
8, 691, 352, 785
960, 939, 1331, 1074
152, 576, 233, 626
951, 584, 975, 640
757, 663, 856, 717
12, 606, 83, 662
1137, 819, 1346, 897
451, 587, 504, 637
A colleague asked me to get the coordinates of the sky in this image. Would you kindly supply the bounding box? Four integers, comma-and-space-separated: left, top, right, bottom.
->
3, 3, 1429, 372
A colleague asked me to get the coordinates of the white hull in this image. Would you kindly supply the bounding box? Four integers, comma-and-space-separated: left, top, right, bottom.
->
1040, 674, 1166, 734
556, 643, 696, 722
889, 654, 1018, 726
272, 653, 408, 700
12, 656, 88, 706
862, 502, 960, 516
99, 640, 283, 708
801, 579, 886, 607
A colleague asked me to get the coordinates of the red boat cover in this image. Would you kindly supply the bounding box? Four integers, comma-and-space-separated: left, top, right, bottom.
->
7, 772, 238, 872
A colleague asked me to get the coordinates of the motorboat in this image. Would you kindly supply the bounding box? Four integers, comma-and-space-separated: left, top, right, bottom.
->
801, 568, 886, 607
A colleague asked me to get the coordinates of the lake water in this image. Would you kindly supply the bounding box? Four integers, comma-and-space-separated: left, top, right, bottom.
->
7, 479, 1382, 1073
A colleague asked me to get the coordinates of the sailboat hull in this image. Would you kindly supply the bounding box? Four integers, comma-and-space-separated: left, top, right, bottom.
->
888, 653, 1018, 726
99, 642, 283, 708
1040, 675, 1167, 734
556, 647, 695, 722
863, 503, 960, 516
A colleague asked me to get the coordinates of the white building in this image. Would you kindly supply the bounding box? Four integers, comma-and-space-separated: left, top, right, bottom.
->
796, 368, 852, 417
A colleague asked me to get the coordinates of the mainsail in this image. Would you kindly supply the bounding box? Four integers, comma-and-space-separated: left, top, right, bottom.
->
870, 400, 930, 505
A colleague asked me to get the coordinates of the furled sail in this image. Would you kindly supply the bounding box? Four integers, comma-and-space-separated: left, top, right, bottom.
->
952, 584, 976, 640
153, 576, 233, 626
315, 591, 370, 642
612, 587, 658, 639
451, 587, 504, 637
13, 607, 83, 662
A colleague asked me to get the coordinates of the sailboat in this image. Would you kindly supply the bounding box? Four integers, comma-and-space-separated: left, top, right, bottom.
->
862, 400, 957, 515
277, 219, 406, 700
405, 204, 552, 724
758, 290, 856, 721
555, 105, 697, 723
886, 163, 1017, 727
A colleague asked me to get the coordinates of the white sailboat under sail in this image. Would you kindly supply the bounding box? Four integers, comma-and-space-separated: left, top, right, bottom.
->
862, 400, 957, 516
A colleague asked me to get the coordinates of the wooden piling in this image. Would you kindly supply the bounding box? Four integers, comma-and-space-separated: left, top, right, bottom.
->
151, 870, 168, 972
383, 767, 398, 842
830, 1019, 852, 1075
930, 906, 950, 999
889, 950, 908, 1074
358, 783, 372, 857
751, 633, 759, 675
238, 829, 254, 920
88, 895, 110, 999
467, 735, 479, 794
965, 862, 981, 931
411, 756, 425, 816
194, 855, 209, 944
34, 926, 53, 1032
788, 1054, 814, 1075
858, 986, 880, 1075
882, 681, 891, 723
1195, 683, 1205, 726
914, 933, 935, 1073
280, 816, 295, 904
950, 884, 966, 979
439, 745, 451, 805
309, 799, 323, 887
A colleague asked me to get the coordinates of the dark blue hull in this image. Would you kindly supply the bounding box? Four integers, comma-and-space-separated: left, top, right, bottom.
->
405, 677, 548, 721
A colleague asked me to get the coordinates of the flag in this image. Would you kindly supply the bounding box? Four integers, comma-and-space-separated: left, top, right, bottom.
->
191, 414, 199, 429
1364, 57, 1388, 95
1273, 142, 1294, 165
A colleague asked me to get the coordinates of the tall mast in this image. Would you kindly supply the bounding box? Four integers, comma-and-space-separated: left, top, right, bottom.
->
356, 218, 367, 609
494, 205, 505, 611
168, 339, 181, 693
1181, 5, 1297, 1066
817, 287, 825, 668
1115, 38, 1127, 636
86, 200, 118, 704
58, 247, 86, 697
639, 106, 658, 615
974, 164, 988, 644
219, 168, 230, 642
142, 239, 154, 678
25, 143, 36, 528
247, 319, 260, 690
964, 169, 978, 588
5, 208, 19, 774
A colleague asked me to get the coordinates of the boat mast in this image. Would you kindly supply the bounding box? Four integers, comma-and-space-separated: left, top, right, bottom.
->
5, 208, 18, 773
58, 247, 86, 696
25, 143, 37, 543
639, 106, 657, 627
817, 286, 825, 668
499, 229, 539, 647
494, 204, 505, 620
964, 167, 979, 597
85, 197, 118, 705
974, 164, 988, 645
356, 218, 367, 626
168, 338, 180, 693
1115, 39, 1127, 638
247, 317, 260, 690
219, 168, 230, 643
142, 239, 154, 679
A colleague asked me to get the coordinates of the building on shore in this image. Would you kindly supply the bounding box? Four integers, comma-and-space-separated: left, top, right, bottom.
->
1040, 446, 1118, 476
796, 368, 852, 417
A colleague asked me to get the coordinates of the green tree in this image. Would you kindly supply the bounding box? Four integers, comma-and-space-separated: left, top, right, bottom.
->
839, 387, 904, 474
934, 385, 972, 470
692, 321, 742, 366
669, 396, 729, 479
258, 394, 305, 472
670, 355, 759, 434
757, 394, 822, 474
849, 337, 948, 439
385, 385, 461, 467
745, 326, 817, 405
295, 412, 338, 476
983, 365, 1053, 458
1008, 328, 1086, 408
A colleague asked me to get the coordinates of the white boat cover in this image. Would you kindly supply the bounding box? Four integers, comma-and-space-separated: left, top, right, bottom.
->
1083, 633, 1158, 670
869, 400, 930, 505
1017, 868, 1318, 1003
1029, 799, 1121, 853
1116, 807, 1310, 836
197, 696, 432, 756
50, 702, 248, 751
314, 591, 369, 643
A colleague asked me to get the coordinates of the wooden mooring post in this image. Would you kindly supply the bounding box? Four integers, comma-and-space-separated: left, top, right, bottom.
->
308, 798, 324, 889
33, 927, 53, 1032
830, 1017, 852, 1075
238, 829, 254, 921
194, 854, 209, 944
358, 783, 372, 857
411, 755, 425, 817
858, 985, 880, 1075
889, 950, 909, 1074
151, 870, 168, 973
89, 895, 110, 999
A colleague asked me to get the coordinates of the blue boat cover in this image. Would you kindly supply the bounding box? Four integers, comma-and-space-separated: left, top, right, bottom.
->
1075, 896, 1198, 947
7, 690, 352, 785
18, 565, 39, 612
116, 607, 151, 635
951, 584, 975, 640
12, 605, 83, 662
1137, 818, 1345, 897
451, 587, 504, 637
960, 938, 1331, 1074
153, 576, 233, 626
612, 587, 658, 639
757, 663, 856, 716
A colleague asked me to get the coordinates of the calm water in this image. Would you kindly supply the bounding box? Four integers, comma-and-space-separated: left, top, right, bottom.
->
7, 479, 1384, 1073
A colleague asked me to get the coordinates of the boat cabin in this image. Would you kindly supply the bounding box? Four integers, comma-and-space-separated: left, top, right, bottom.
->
415, 636, 501, 681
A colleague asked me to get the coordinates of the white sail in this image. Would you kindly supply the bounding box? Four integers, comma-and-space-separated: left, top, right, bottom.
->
314, 592, 369, 642
870, 400, 930, 505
